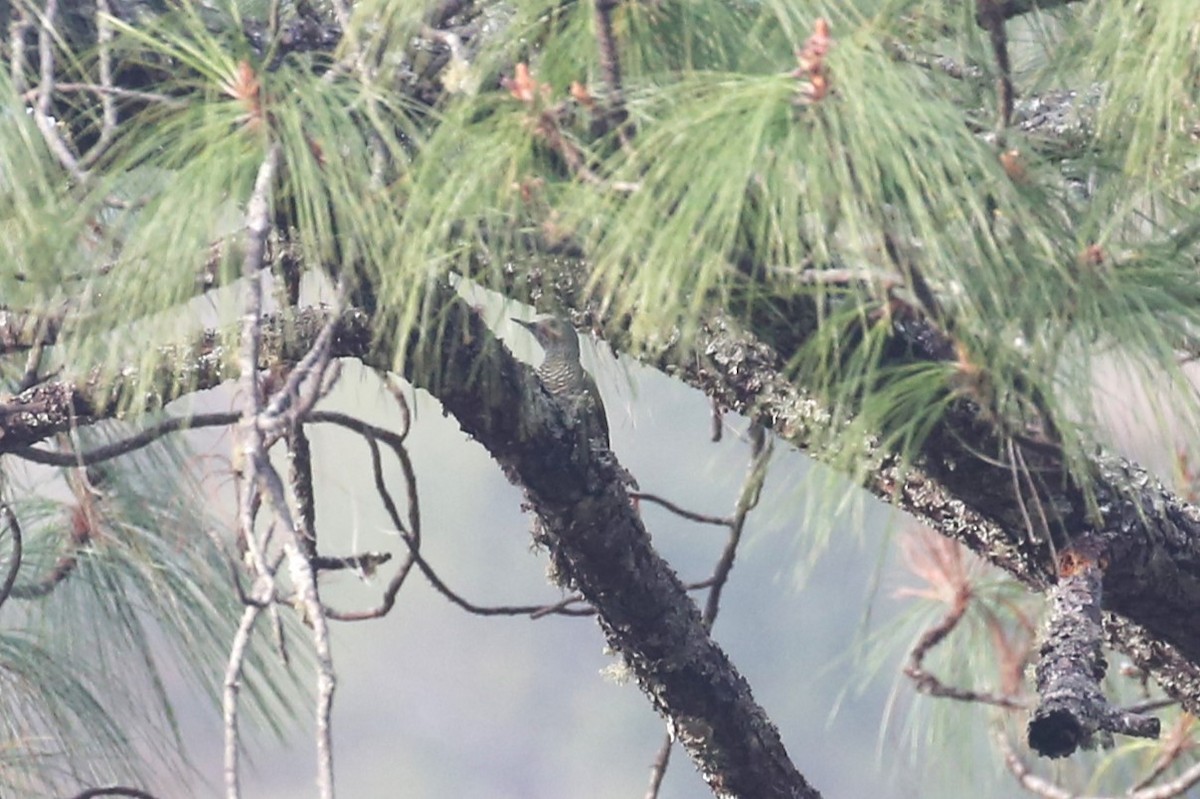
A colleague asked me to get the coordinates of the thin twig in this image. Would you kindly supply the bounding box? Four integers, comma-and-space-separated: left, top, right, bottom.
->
702, 436, 772, 627
901, 531, 1027, 710
260, 284, 347, 429
223, 596, 267, 799
32, 0, 84, 178
312, 409, 589, 621
318, 414, 420, 622
256, 463, 338, 798
68, 787, 161, 799
997, 728, 1200, 799
647, 425, 772, 792
311, 409, 419, 535
9, 7, 31, 95
227, 146, 283, 799
630, 492, 730, 526
236, 143, 338, 799
79, 0, 118, 169
904, 592, 1026, 709
528, 593, 593, 619
643, 732, 673, 799
20, 82, 185, 107
1131, 714, 1194, 793
13, 412, 240, 466
977, 0, 1014, 136
0, 504, 24, 612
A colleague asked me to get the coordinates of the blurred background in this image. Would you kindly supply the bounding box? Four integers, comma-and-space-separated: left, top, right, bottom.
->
151, 302, 1050, 799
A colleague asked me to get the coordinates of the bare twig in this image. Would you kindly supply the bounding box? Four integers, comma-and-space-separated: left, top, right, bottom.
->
13, 412, 240, 466
904, 592, 1026, 709
79, 0, 118, 169
702, 435, 771, 627
32, 0, 84, 178
977, 0, 1014, 136
0, 504, 24, 611
226, 146, 287, 799
260, 287, 346, 430
20, 82, 185, 107
9, 6, 31, 94
997, 728, 1200, 799
406, 538, 595, 616
630, 491, 730, 526
646, 424, 773, 791
315, 411, 420, 622
223, 594, 268, 799
256, 464, 338, 799
68, 787, 161, 799
643, 732, 673, 799
901, 530, 1027, 710
308, 409, 591, 621
234, 143, 338, 799
527, 593, 593, 619
1132, 714, 1195, 793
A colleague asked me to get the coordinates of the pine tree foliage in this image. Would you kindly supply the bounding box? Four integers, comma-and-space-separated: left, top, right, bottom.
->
0, 426, 301, 793
2, 0, 1200, 795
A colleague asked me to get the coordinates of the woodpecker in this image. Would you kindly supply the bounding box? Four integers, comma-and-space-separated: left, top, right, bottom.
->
512, 317, 610, 448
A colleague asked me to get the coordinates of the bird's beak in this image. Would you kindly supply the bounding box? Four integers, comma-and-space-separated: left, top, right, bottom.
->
512, 317, 535, 332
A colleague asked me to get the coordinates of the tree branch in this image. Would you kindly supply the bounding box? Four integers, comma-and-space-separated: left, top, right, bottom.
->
401, 292, 820, 798
6, 282, 1200, 729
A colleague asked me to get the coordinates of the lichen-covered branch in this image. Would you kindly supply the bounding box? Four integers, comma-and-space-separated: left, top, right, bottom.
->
1029, 536, 1160, 757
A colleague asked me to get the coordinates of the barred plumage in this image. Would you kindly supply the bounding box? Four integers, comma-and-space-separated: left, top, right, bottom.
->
513, 317, 610, 448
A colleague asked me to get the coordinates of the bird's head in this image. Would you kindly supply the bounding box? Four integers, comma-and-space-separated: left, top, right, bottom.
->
512, 317, 581, 357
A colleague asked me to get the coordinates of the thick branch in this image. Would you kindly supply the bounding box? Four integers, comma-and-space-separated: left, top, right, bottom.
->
0, 299, 818, 796
401, 294, 819, 798
6, 291, 1200, 717
488, 258, 1200, 709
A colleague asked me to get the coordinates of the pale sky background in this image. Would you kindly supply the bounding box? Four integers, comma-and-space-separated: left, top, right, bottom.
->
139, 302, 1046, 799
134, 281, 1197, 799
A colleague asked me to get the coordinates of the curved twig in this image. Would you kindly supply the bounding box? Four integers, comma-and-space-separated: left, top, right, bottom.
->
310, 410, 420, 621
702, 436, 772, 627
643, 732, 673, 799
0, 504, 24, 611
68, 787, 160, 799
13, 412, 240, 466
631, 491, 730, 527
